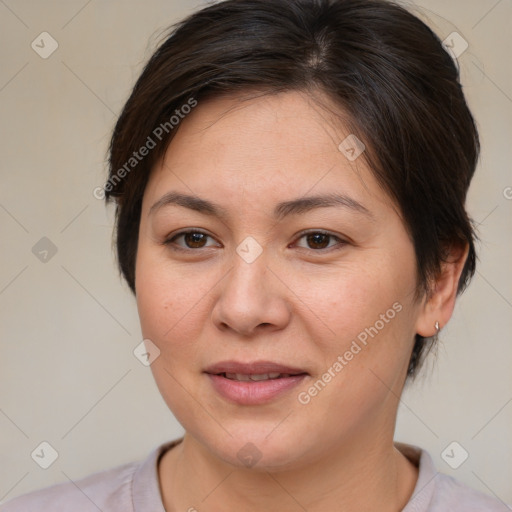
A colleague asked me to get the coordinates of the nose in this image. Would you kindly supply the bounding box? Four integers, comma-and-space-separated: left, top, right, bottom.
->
211, 249, 292, 337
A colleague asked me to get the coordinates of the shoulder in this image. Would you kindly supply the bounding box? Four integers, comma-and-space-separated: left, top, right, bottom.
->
429, 471, 509, 511
0, 459, 139, 512
396, 442, 509, 512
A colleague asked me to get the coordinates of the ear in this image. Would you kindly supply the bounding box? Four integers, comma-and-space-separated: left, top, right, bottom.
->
415, 243, 469, 337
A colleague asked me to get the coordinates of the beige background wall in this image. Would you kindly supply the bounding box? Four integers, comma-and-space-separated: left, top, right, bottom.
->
1, 0, 511, 506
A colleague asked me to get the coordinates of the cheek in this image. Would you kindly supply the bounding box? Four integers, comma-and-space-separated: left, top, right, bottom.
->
298, 254, 418, 399
135, 244, 201, 346
301, 259, 410, 341
134, 240, 229, 370
134, 245, 211, 416
292, 266, 415, 429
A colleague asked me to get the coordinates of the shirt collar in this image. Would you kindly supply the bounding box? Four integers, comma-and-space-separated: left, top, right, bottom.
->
132, 438, 182, 512
131, 438, 437, 511
396, 442, 439, 511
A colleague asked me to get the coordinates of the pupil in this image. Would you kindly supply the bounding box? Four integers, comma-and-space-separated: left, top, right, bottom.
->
186, 232, 206, 248
308, 233, 329, 249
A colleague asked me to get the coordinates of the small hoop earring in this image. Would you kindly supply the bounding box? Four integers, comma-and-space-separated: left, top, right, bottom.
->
434, 321, 440, 333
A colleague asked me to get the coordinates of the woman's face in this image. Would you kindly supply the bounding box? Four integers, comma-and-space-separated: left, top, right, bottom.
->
135, 90, 427, 469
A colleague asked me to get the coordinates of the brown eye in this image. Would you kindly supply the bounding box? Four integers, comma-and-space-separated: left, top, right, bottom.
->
306, 233, 330, 249
165, 230, 218, 251
295, 230, 345, 251
183, 232, 208, 248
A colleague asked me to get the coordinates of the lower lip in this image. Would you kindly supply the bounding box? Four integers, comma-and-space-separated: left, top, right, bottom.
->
206, 373, 307, 405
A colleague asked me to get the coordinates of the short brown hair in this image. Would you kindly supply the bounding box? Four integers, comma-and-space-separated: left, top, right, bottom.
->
105, 0, 480, 379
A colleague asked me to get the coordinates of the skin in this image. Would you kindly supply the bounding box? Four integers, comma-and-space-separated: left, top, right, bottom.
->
135, 90, 467, 511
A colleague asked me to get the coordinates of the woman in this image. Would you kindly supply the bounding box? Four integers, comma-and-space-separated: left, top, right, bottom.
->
3, 0, 507, 510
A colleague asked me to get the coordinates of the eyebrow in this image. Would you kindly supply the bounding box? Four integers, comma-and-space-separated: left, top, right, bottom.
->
149, 191, 374, 220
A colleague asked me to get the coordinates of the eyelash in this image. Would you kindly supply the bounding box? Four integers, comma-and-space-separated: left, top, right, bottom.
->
163, 229, 347, 253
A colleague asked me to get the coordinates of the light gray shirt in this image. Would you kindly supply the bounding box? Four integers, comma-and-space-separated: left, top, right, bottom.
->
1, 439, 508, 511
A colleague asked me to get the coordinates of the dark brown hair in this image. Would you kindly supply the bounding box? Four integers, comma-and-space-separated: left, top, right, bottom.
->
105, 0, 479, 379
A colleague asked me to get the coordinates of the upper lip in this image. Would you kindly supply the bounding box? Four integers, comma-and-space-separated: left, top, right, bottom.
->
204, 360, 308, 375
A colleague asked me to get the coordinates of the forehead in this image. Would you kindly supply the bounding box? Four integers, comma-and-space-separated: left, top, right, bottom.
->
167, 89, 351, 160
144, 90, 390, 213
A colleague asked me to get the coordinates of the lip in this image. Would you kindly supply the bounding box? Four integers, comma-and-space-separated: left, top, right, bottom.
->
204, 360, 308, 405
204, 360, 307, 375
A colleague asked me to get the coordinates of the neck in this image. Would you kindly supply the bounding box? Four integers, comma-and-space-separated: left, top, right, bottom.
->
158, 428, 418, 512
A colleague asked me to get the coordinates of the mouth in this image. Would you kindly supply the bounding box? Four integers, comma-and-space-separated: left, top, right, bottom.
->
204, 360, 308, 376
204, 361, 309, 405
219, 372, 303, 381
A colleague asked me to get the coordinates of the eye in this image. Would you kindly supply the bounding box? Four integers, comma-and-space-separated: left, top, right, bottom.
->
294, 230, 346, 251
163, 229, 346, 253
164, 230, 220, 251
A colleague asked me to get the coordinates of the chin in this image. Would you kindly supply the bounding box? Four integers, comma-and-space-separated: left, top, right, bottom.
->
191, 422, 313, 471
